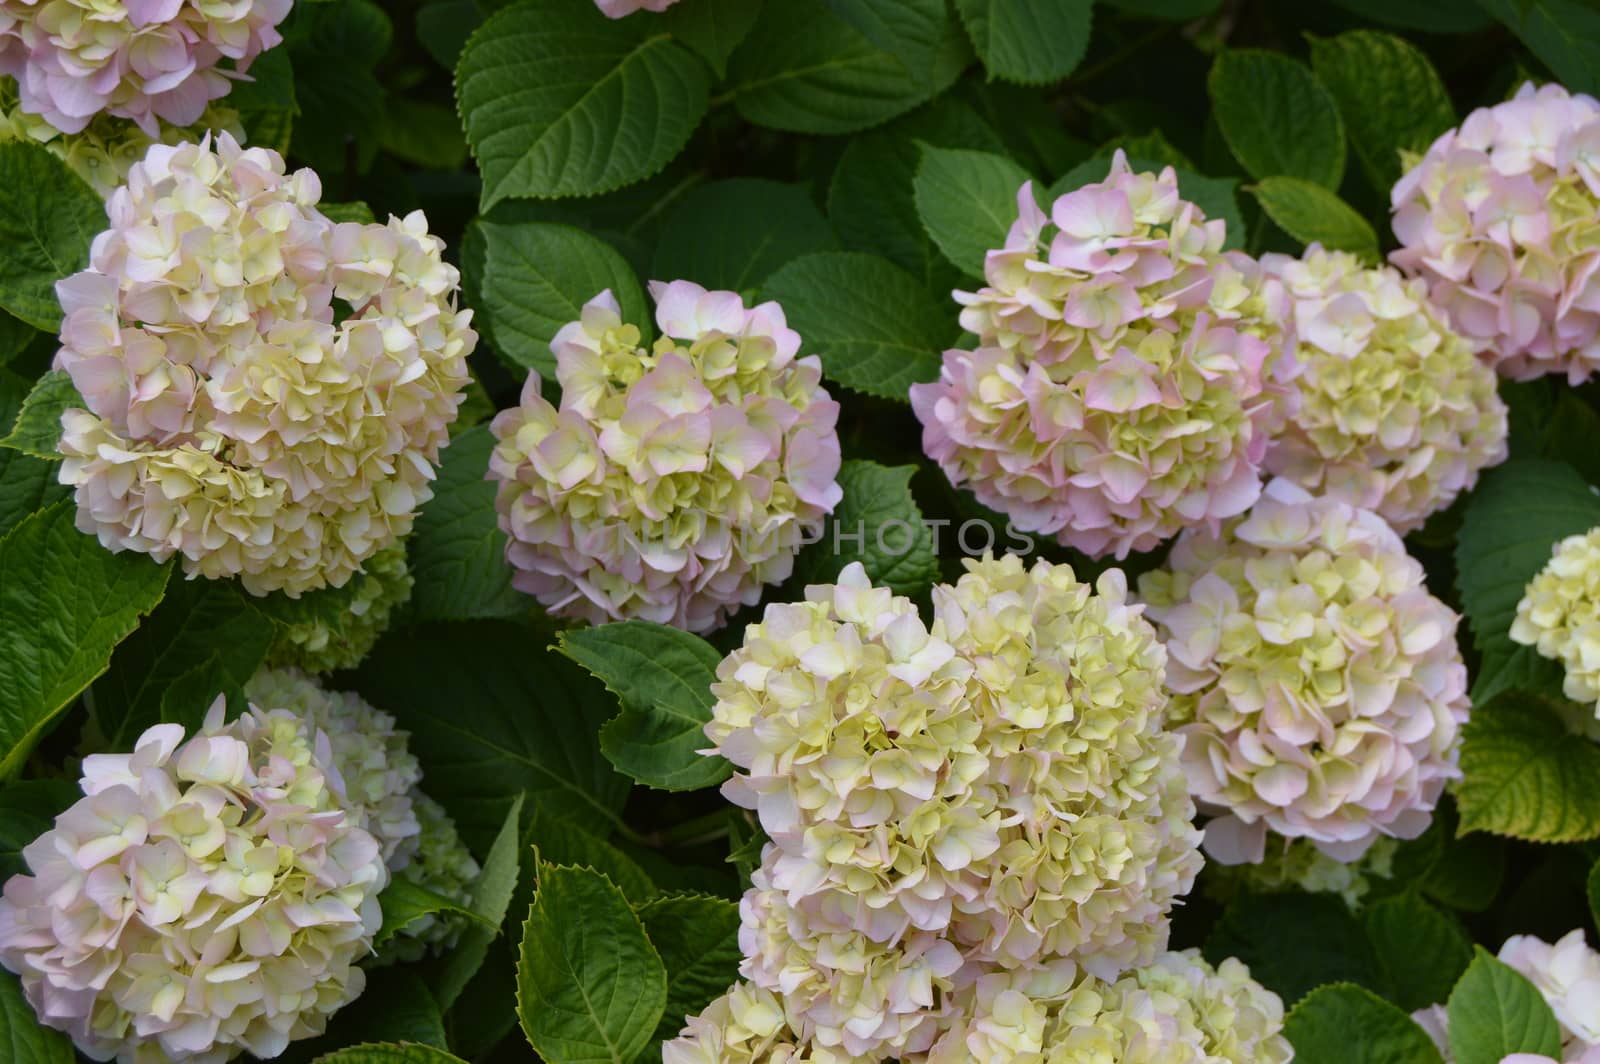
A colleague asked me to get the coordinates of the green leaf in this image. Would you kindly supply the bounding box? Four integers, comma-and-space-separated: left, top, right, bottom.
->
788, 460, 940, 599
1327, 0, 1490, 33
1448, 948, 1563, 1064
953, 0, 1093, 85
762, 251, 946, 400
0, 144, 104, 332
661, 0, 763, 78
0, 312, 38, 368
376, 879, 485, 949
652, 180, 837, 295
280, 968, 449, 1058
405, 424, 525, 623
0, 501, 170, 777
1424, 829, 1505, 913
91, 579, 273, 747
636, 894, 741, 1041
457, 0, 710, 209
463, 220, 647, 378
525, 805, 657, 904
1360, 894, 1473, 1013
0, 371, 80, 460
1308, 30, 1455, 191
415, 0, 482, 71
1249, 177, 1379, 261
381, 97, 470, 171
556, 621, 728, 793
912, 145, 1034, 280
1284, 983, 1445, 1064
319, 202, 376, 225
0, 443, 68, 541
1208, 50, 1346, 189
353, 621, 632, 851
431, 794, 522, 1012
822, 0, 950, 70
1454, 690, 1600, 843
1455, 460, 1600, 703
725, 0, 968, 135
1205, 891, 1381, 1004
1477, 0, 1600, 96
517, 863, 667, 1064
1048, 153, 1246, 252
0, 968, 73, 1064
0, 779, 76, 881
311, 1044, 467, 1064
285, 0, 392, 175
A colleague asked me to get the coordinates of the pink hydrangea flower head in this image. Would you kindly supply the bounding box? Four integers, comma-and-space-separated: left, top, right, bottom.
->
595, 0, 679, 15
911, 154, 1294, 559
1262, 245, 1508, 532
1391, 81, 1600, 382
1138, 478, 1471, 863
487, 282, 842, 634
54, 134, 477, 597
1511, 527, 1600, 725
0, 0, 291, 136
925, 949, 1292, 1063
0, 701, 387, 1062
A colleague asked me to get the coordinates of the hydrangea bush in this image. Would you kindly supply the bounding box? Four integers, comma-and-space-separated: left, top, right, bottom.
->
0, 2, 1598, 1063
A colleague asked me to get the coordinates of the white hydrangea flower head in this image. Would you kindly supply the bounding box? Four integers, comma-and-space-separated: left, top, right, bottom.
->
926, 949, 1292, 1063
1204, 834, 1400, 911
380, 792, 479, 962
55, 133, 476, 597
268, 543, 415, 675
488, 281, 842, 634
663, 981, 870, 1064
1138, 478, 1470, 864
1511, 527, 1600, 717
0, 0, 289, 136
911, 153, 1296, 560
1261, 245, 1508, 533
1391, 81, 1600, 382
0, 701, 387, 1063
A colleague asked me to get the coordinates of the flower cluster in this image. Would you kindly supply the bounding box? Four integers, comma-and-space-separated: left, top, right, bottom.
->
1138, 478, 1470, 864
384, 792, 479, 961
1202, 834, 1400, 911
596, 0, 679, 15
1392, 81, 1600, 382
55, 134, 476, 597
0, 78, 243, 198
0, 701, 387, 1063
912, 153, 1293, 559
1261, 245, 1508, 533
924, 950, 1292, 1063
1415, 930, 1600, 1062
1511, 527, 1600, 715
703, 556, 1200, 1058
268, 544, 415, 675
488, 282, 841, 634
663, 982, 846, 1064
0, 0, 290, 136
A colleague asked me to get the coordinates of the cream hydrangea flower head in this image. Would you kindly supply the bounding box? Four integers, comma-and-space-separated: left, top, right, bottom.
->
0, 701, 387, 1063
0, 0, 289, 136
1511, 527, 1600, 716
925, 949, 1292, 1063
663, 980, 876, 1064
1138, 478, 1470, 864
488, 281, 842, 634
1261, 245, 1508, 533
1391, 81, 1600, 382
267, 543, 415, 675
54, 133, 476, 597
911, 152, 1294, 559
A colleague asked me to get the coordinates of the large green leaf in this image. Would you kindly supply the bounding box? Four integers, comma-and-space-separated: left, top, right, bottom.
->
913, 146, 1035, 280
1308, 30, 1455, 191
525, 806, 657, 904
405, 425, 525, 624
1205, 891, 1381, 1004
311, 1045, 467, 1064
1284, 984, 1445, 1064
556, 621, 728, 792
1447, 948, 1563, 1064
636, 894, 741, 1042
1454, 691, 1600, 844
762, 251, 946, 401
1478, 0, 1600, 96
0, 968, 73, 1064
953, 0, 1092, 85
463, 220, 648, 378
0, 441, 67, 541
725, 0, 968, 135
822, 0, 950, 71
517, 862, 667, 1064
285, 0, 391, 175
1455, 460, 1600, 703
1208, 50, 1345, 189
353, 621, 632, 852
1360, 894, 1472, 1013
457, 0, 710, 208
431, 794, 523, 1012
1250, 177, 1379, 262
0, 144, 104, 332
0, 371, 80, 460
652, 180, 838, 296
787, 460, 940, 599
0, 502, 170, 777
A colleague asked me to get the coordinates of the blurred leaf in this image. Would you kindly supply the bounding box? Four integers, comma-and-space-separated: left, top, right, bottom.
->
637, 894, 741, 1042
458, 0, 709, 208
1478, 0, 1600, 96
381, 98, 470, 170
431, 794, 523, 1012
1249, 177, 1379, 261
1589, 857, 1599, 934
1284, 983, 1445, 1064
1327, 0, 1491, 33
953, 0, 1094, 85
1209, 50, 1345, 189
1205, 891, 1382, 1004
653, 179, 838, 295
913, 145, 1035, 279
1309, 30, 1455, 191
1099, 0, 1220, 17
416, 0, 482, 70
0, 146, 103, 332
1361, 894, 1472, 1012
1447, 948, 1563, 1064
1455, 690, 1600, 843
286, 0, 392, 175
787, 460, 941, 599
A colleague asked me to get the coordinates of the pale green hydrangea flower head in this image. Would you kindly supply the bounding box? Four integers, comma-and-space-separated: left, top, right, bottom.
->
267, 544, 416, 675
1511, 527, 1600, 722
379, 792, 479, 964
